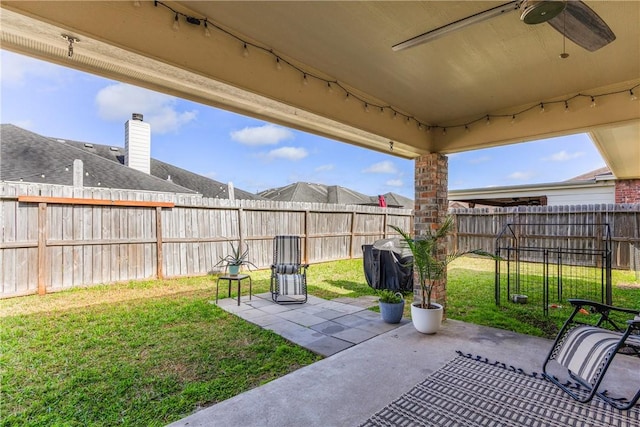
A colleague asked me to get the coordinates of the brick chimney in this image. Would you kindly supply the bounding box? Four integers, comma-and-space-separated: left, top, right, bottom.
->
124, 113, 150, 174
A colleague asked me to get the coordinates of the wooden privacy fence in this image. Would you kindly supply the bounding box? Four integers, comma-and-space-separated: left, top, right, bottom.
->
451, 204, 640, 270
0, 182, 412, 298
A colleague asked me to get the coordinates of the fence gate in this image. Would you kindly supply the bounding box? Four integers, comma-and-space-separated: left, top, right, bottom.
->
495, 223, 612, 315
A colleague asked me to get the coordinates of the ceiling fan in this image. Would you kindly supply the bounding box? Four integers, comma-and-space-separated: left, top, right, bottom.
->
392, 1, 615, 52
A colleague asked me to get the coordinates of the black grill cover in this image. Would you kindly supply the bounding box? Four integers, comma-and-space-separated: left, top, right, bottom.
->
362, 240, 413, 291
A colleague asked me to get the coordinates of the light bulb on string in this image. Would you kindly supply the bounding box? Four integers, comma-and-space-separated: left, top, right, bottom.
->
172, 13, 180, 31
389, 141, 394, 152
326, 82, 333, 93
539, 103, 545, 113
465, 125, 470, 132
392, 111, 397, 120
564, 101, 569, 113
344, 93, 350, 102
405, 116, 411, 125
242, 43, 249, 57
510, 115, 516, 124
631, 89, 638, 101
442, 128, 447, 135
364, 103, 370, 113
302, 73, 309, 86
379, 107, 384, 115
590, 96, 596, 108
275, 57, 282, 70
485, 115, 491, 126
204, 21, 211, 37
133, 0, 141, 7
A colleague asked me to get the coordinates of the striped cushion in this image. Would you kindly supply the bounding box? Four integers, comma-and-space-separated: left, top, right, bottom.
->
274, 236, 300, 265
276, 273, 305, 296
556, 325, 623, 385
274, 264, 299, 274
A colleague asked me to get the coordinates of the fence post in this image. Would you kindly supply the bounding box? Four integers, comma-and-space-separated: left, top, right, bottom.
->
156, 206, 164, 279
349, 211, 356, 259
37, 202, 47, 295
304, 210, 310, 264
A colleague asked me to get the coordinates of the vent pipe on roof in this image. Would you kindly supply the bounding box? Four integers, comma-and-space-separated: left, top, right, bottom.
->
73, 159, 84, 188
228, 182, 235, 201
125, 113, 151, 174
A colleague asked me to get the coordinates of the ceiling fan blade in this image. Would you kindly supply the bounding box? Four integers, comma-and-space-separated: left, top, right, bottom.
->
392, 1, 520, 51
547, 1, 616, 52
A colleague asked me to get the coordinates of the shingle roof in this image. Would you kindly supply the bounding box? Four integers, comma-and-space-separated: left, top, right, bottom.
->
1, 124, 195, 194
259, 182, 413, 208
60, 138, 261, 200
1, 124, 262, 200
567, 166, 613, 182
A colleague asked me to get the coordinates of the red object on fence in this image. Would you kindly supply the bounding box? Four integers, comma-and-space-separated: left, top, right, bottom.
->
378, 195, 387, 207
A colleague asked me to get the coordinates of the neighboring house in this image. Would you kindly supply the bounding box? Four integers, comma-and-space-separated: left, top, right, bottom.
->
0, 120, 262, 200
259, 182, 413, 209
448, 166, 639, 208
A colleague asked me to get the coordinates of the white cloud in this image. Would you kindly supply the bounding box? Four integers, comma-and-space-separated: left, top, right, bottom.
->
267, 146, 308, 161
362, 161, 397, 174
386, 179, 403, 187
468, 155, 491, 164
95, 83, 197, 134
0, 52, 61, 86
230, 124, 293, 146
315, 164, 335, 172
542, 150, 585, 162
508, 171, 535, 180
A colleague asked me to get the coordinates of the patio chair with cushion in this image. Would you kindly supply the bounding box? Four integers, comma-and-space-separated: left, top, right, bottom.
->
270, 235, 308, 304
542, 299, 640, 410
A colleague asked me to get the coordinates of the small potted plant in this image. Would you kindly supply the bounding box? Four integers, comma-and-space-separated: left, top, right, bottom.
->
378, 289, 405, 324
214, 241, 256, 276
390, 216, 496, 334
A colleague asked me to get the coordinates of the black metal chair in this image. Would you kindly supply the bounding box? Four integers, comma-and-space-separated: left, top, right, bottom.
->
270, 235, 308, 304
542, 299, 640, 410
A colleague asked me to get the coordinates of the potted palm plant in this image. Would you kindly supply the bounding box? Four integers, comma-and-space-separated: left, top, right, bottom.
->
214, 241, 256, 276
390, 216, 495, 334
378, 289, 405, 324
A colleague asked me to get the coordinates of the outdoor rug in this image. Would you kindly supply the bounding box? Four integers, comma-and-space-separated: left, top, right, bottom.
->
361, 351, 639, 427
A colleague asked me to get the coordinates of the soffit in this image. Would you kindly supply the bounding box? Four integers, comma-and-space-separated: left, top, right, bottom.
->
1, 1, 639, 177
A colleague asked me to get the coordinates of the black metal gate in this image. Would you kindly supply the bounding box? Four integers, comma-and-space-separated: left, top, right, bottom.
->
495, 223, 612, 315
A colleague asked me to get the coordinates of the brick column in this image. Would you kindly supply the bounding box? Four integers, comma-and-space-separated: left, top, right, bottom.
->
414, 153, 449, 310
615, 180, 640, 204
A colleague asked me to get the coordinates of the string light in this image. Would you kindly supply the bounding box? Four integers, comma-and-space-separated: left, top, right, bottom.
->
149, 2, 639, 136
389, 141, 394, 152
590, 96, 596, 108
564, 100, 570, 113
364, 103, 369, 113
172, 12, 179, 31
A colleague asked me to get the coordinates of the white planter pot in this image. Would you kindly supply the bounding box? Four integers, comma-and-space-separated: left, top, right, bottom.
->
411, 302, 443, 334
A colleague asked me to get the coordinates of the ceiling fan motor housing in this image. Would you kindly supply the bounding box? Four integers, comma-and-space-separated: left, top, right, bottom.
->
520, 0, 567, 25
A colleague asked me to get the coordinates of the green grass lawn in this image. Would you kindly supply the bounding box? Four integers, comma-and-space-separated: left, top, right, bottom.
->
1, 258, 637, 426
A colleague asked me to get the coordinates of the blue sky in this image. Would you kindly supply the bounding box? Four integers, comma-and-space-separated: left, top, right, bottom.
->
1, 50, 606, 198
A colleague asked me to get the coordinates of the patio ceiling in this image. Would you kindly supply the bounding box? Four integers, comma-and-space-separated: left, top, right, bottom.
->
1, 1, 639, 177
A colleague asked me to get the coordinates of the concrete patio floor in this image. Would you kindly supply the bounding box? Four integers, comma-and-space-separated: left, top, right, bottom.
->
170, 295, 639, 427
